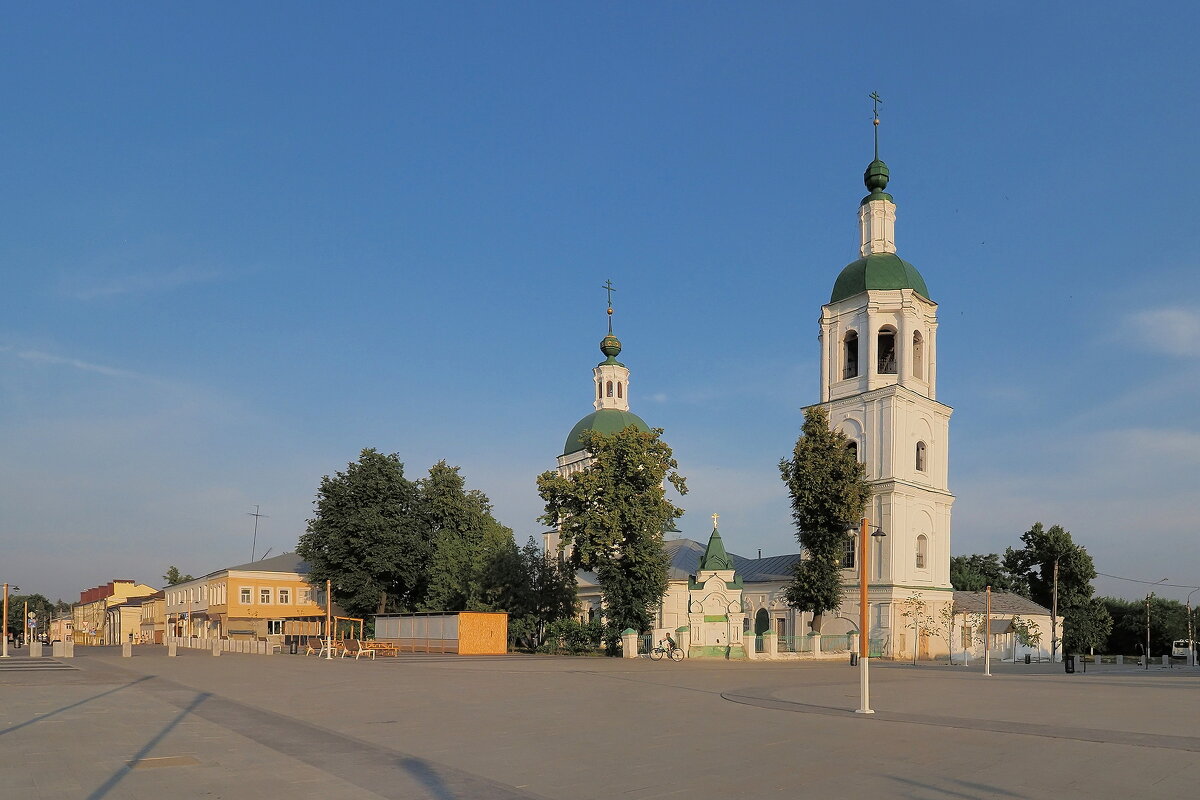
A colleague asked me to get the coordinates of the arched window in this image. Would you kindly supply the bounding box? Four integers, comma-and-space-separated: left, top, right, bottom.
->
916, 535, 928, 570
606, 381, 613, 397
843, 331, 859, 379
846, 441, 858, 462
617, 382, 623, 399
916, 441, 927, 472
912, 331, 924, 379
877, 327, 897, 374
597, 383, 603, 400
841, 535, 856, 569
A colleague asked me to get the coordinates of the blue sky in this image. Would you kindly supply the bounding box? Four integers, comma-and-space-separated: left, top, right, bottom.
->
2, 4, 1197, 604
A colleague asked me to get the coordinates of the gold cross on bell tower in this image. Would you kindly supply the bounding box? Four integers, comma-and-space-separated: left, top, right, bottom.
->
711, 513, 719, 529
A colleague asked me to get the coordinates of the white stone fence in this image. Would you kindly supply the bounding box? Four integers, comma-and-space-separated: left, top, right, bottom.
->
165, 636, 281, 655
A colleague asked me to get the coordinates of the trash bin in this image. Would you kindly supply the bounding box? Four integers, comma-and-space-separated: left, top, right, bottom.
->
850, 652, 859, 666
289, 639, 299, 655
1025, 653, 1031, 665
1064, 654, 1075, 674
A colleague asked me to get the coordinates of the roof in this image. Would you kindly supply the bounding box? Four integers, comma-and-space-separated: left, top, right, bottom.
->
698, 527, 733, 571
953, 591, 1053, 617
664, 538, 799, 583
830, 253, 930, 303
226, 552, 310, 575
562, 409, 650, 456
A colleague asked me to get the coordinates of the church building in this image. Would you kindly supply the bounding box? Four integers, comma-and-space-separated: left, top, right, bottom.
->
547, 114, 962, 660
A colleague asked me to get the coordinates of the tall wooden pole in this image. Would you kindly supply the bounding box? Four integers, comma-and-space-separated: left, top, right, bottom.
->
984, 585, 992, 676
325, 579, 333, 661
2, 584, 9, 658
856, 517, 873, 714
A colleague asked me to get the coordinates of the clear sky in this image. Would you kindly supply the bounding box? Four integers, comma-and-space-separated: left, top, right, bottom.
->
3, 4, 1197, 604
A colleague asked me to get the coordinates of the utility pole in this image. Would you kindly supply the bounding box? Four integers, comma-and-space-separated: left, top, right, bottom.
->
1051, 557, 1060, 662
1145, 592, 1154, 671
2, 584, 9, 658
247, 505, 268, 562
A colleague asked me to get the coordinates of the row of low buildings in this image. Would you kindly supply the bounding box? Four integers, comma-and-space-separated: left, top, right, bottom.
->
65, 553, 334, 647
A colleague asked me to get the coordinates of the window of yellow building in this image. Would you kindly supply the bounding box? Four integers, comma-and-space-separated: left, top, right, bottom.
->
279, 588, 290, 604
240, 587, 251, 604
259, 589, 271, 604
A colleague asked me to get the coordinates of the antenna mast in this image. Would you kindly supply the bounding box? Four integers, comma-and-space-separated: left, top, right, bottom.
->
247, 505, 269, 561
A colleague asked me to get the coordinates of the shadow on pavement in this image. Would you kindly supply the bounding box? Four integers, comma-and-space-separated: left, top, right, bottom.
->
85, 690, 211, 800
0, 675, 153, 738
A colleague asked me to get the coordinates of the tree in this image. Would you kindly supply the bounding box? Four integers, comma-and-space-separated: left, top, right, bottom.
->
1065, 597, 1113, 653
7, 593, 56, 637
950, 554, 1025, 595
778, 406, 871, 624
500, 537, 577, 649
537, 426, 686, 654
418, 461, 514, 612
163, 566, 194, 586
898, 592, 937, 664
297, 448, 428, 619
1004, 523, 1099, 656
1010, 615, 1044, 661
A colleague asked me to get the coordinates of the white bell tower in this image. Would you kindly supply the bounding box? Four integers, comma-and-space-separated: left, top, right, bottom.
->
813, 103, 955, 650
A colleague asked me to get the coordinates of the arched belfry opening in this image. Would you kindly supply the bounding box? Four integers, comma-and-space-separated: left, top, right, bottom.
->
877, 327, 897, 374
912, 330, 924, 379
843, 330, 859, 379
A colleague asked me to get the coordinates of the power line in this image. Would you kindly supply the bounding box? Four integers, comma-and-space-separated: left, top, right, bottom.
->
1095, 572, 1199, 590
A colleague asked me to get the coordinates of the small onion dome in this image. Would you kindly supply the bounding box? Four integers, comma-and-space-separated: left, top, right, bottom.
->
861, 159, 893, 206
600, 333, 622, 359
864, 159, 890, 192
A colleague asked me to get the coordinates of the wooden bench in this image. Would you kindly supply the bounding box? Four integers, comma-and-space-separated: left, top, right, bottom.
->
362, 641, 398, 657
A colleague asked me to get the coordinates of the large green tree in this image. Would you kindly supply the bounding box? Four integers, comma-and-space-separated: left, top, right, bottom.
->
419, 460, 515, 612
1004, 522, 1106, 653
7, 593, 56, 636
298, 448, 428, 619
537, 426, 686, 653
494, 537, 578, 649
778, 406, 871, 622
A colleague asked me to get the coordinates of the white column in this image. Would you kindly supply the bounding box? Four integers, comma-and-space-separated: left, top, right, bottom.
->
819, 328, 828, 402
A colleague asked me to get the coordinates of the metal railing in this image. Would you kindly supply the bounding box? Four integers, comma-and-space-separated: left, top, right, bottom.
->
777, 635, 812, 653
821, 634, 852, 652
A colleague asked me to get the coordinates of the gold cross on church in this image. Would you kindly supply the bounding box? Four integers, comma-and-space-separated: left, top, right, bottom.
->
711, 513, 719, 529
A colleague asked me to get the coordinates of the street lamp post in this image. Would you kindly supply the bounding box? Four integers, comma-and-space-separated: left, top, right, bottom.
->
1, 583, 9, 658
1146, 578, 1168, 670
856, 518, 887, 714
1187, 588, 1198, 668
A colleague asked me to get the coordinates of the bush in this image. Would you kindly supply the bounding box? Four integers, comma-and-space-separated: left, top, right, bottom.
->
537, 619, 603, 655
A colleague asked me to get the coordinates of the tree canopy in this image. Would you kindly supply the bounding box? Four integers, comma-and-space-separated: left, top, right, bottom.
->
1002, 522, 1109, 653
298, 448, 427, 619
950, 553, 1025, 594
163, 566, 194, 586
778, 406, 871, 619
419, 460, 518, 613
537, 425, 686, 652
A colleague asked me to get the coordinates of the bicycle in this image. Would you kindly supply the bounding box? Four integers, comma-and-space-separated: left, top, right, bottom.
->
649, 640, 684, 661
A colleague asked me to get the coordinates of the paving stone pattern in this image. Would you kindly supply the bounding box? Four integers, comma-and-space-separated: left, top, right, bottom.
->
1, 649, 1198, 799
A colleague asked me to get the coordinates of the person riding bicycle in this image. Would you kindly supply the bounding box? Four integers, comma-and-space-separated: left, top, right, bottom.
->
663, 632, 677, 652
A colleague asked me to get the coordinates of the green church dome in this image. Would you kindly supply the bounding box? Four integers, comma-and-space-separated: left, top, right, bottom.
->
563, 409, 650, 456
830, 253, 930, 304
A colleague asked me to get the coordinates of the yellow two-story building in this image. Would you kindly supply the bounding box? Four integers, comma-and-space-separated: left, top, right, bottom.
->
205, 553, 327, 642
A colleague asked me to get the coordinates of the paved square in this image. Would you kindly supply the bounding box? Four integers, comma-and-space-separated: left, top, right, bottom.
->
2, 648, 1197, 799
